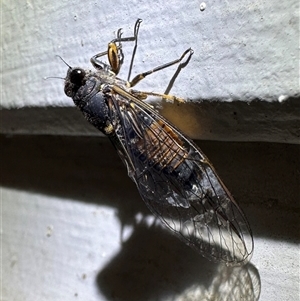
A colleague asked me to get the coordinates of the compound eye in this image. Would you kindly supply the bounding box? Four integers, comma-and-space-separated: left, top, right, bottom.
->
69, 68, 85, 85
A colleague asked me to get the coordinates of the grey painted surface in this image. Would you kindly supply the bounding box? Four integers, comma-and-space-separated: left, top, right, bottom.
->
1, 0, 299, 142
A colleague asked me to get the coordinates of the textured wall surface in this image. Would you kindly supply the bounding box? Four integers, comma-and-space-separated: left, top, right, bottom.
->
2, 135, 299, 301
2, 1, 299, 301
1, 0, 299, 142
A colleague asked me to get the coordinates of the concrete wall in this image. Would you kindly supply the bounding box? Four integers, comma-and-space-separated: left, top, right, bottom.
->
2, 0, 299, 142
2, 1, 299, 301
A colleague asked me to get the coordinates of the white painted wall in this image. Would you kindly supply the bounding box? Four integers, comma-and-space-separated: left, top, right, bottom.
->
2, 1, 299, 301
1, 0, 299, 142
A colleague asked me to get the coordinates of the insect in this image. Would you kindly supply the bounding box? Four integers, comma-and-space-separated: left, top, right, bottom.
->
63, 19, 253, 265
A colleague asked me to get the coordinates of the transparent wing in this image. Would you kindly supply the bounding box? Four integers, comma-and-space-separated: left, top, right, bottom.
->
108, 92, 253, 265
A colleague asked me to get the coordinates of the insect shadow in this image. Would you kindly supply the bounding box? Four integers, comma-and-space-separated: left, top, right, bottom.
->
96, 220, 261, 301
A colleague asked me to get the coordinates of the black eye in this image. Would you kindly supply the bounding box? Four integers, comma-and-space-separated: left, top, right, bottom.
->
69, 68, 85, 85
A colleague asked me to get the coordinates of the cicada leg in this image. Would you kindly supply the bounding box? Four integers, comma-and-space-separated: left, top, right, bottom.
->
127, 48, 194, 88
91, 19, 142, 75
130, 89, 186, 104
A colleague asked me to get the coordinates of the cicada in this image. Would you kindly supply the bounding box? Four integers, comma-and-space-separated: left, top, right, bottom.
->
63, 19, 253, 265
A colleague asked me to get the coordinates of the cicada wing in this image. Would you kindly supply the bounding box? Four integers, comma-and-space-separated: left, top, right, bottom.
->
109, 93, 253, 265
135, 157, 253, 265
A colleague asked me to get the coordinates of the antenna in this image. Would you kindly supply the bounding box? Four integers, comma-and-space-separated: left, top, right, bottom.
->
55, 55, 72, 68
44, 55, 73, 80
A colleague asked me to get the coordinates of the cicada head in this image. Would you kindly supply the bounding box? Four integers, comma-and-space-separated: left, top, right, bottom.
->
64, 66, 111, 134
64, 67, 101, 112
64, 67, 87, 99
